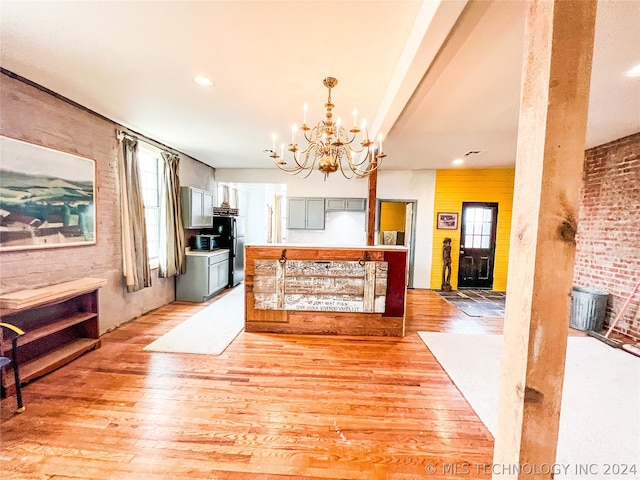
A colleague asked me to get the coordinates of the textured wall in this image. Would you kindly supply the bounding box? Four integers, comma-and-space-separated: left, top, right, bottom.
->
430, 169, 515, 291
574, 132, 640, 340
0, 73, 213, 332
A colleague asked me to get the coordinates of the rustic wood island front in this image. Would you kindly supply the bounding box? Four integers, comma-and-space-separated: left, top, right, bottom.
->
244, 245, 408, 336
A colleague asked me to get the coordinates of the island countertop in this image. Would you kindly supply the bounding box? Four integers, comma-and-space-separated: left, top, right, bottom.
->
246, 243, 408, 251
244, 244, 408, 336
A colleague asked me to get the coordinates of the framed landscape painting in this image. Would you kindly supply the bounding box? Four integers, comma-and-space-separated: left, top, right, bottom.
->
0, 136, 96, 251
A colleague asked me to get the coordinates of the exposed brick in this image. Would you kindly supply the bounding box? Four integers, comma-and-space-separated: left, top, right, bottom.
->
574, 132, 640, 341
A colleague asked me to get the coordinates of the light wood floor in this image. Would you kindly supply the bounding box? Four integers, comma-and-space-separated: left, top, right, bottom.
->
1, 288, 506, 479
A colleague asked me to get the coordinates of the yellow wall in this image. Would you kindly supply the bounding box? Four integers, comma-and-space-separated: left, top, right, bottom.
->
430, 169, 515, 291
379, 202, 406, 243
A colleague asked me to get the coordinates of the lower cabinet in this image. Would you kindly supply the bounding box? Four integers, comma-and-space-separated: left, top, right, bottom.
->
176, 250, 230, 302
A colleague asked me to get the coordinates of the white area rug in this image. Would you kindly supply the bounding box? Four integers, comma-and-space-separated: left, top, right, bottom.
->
144, 287, 244, 355
418, 332, 640, 479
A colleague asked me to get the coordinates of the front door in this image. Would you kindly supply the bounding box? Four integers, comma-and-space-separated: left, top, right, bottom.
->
457, 202, 498, 289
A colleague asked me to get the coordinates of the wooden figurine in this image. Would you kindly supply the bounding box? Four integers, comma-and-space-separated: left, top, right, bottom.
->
441, 237, 452, 292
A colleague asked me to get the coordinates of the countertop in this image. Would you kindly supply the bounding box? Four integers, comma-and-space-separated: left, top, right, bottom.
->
245, 243, 408, 251
185, 248, 229, 257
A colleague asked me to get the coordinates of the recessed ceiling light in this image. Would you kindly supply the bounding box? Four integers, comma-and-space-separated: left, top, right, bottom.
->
453, 158, 464, 165
627, 64, 640, 77
194, 76, 214, 87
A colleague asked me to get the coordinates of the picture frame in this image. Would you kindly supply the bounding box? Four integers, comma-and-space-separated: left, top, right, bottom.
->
437, 212, 458, 230
0, 135, 96, 251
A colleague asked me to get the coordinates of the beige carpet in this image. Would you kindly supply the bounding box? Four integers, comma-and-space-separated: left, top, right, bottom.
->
418, 332, 640, 479
144, 286, 244, 355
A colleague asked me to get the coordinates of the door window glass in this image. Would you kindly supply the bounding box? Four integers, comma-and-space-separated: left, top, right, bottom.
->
464, 207, 493, 249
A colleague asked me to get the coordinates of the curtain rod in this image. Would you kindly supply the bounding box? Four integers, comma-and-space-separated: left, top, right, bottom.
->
117, 130, 216, 175
116, 129, 183, 157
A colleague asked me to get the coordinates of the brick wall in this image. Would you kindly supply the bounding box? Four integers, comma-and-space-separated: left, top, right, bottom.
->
574, 132, 640, 340
0, 72, 215, 333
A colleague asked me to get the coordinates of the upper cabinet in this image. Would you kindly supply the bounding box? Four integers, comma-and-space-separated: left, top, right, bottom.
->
325, 198, 346, 210
306, 198, 326, 229
287, 197, 325, 230
345, 198, 366, 211
287, 197, 367, 230
325, 198, 367, 211
181, 186, 215, 229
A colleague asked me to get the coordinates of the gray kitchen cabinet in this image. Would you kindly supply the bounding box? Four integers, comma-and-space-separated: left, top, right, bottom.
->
287, 197, 325, 230
306, 198, 325, 229
345, 198, 366, 211
325, 198, 345, 210
325, 197, 366, 211
287, 198, 308, 229
176, 250, 229, 302
181, 186, 215, 229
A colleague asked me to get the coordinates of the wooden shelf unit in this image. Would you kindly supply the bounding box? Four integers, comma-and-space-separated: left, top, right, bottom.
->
0, 278, 106, 395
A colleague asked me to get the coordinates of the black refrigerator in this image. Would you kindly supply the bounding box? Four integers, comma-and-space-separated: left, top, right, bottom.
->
210, 216, 244, 287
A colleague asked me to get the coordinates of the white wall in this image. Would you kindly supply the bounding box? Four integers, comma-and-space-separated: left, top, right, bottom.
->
287, 210, 367, 245
227, 182, 286, 245
377, 170, 436, 289
216, 169, 368, 197
215, 168, 436, 288
237, 187, 263, 243
181, 161, 216, 191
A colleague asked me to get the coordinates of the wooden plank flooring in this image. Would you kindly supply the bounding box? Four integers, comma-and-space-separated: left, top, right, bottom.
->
1, 288, 506, 479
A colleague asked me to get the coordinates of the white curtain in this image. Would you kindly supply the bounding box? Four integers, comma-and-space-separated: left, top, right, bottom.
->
231, 187, 239, 208
118, 135, 152, 292
159, 152, 186, 277
273, 194, 283, 243
220, 184, 240, 208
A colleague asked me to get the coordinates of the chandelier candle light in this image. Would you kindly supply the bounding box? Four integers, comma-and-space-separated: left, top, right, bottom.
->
268, 77, 386, 179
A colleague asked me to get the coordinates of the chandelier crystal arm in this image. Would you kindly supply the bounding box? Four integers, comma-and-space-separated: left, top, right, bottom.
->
350, 154, 381, 178
337, 148, 356, 179
348, 147, 375, 168
289, 148, 314, 171
275, 153, 315, 176
334, 127, 360, 150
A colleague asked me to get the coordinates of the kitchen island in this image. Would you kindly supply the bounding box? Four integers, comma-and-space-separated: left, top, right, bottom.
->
244, 244, 408, 336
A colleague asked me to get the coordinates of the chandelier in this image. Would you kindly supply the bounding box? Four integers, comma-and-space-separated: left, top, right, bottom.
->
268, 77, 385, 179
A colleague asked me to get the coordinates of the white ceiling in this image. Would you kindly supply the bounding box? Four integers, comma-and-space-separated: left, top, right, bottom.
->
1, 0, 639, 172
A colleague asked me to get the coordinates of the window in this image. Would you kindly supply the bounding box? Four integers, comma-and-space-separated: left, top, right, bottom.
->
138, 146, 162, 266
464, 207, 493, 249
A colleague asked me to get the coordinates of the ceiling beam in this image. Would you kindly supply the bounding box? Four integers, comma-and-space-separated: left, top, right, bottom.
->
371, 0, 468, 140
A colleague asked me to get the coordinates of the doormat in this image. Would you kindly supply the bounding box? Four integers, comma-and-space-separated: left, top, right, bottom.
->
434, 289, 505, 317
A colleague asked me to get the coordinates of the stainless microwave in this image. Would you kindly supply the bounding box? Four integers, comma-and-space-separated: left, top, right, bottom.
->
190, 234, 219, 251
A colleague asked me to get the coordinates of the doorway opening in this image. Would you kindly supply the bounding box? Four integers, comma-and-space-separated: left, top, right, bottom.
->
376, 199, 417, 288
457, 202, 498, 289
